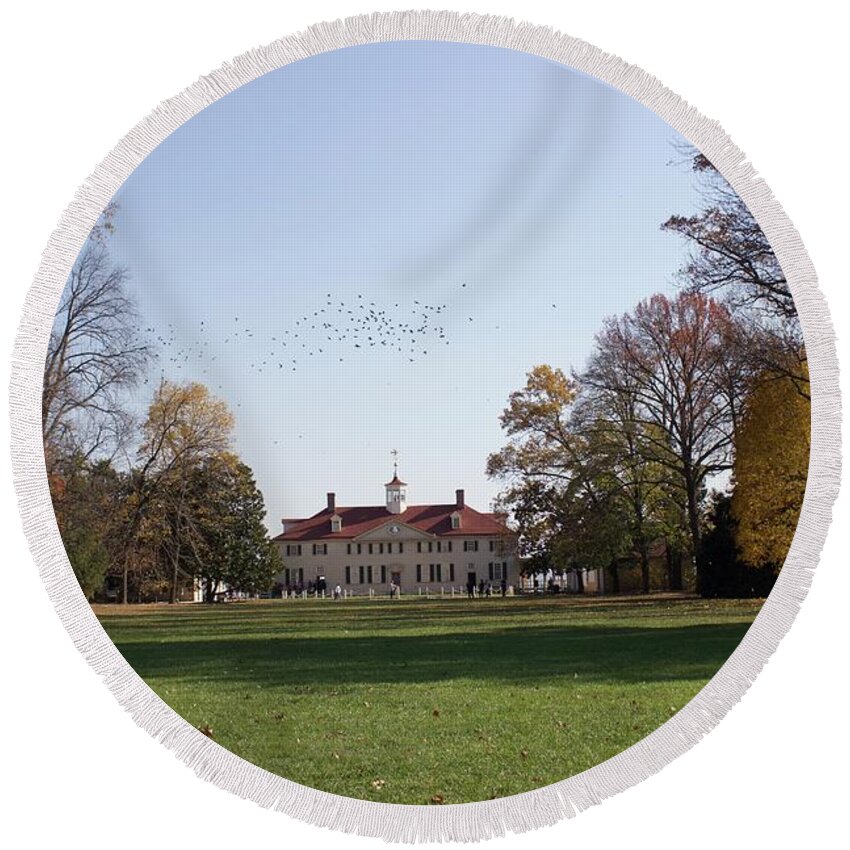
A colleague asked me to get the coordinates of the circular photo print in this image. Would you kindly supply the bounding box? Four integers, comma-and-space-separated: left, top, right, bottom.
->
42, 36, 811, 810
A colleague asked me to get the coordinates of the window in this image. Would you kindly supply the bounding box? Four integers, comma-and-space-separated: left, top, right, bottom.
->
428, 541, 433, 553
399, 542, 404, 554
347, 543, 352, 555
447, 541, 452, 552
436, 564, 442, 582
489, 540, 495, 552
386, 487, 405, 505
357, 543, 362, 555
312, 543, 327, 555
331, 517, 342, 533
451, 513, 460, 530
367, 565, 373, 583
298, 568, 304, 583
429, 564, 435, 582
464, 540, 479, 552
416, 564, 422, 582
449, 563, 455, 582
417, 541, 423, 553
488, 562, 506, 581
436, 541, 442, 553
345, 566, 351, 585
368, 543, 374, 555
285, 544, 302, 557
359, 566, 365, 584
380, 565, 387, 584
284, 568, 291, 585
386, 542, 392, 555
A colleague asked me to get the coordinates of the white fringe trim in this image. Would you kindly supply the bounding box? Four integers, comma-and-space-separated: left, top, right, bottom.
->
8, 9, 841, 843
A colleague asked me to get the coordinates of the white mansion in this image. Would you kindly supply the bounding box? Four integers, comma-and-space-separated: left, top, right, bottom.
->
273, 472, 519, 594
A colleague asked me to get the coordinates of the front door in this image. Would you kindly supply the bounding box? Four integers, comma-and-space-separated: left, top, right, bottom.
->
391, 571, 401, 588
467, 571, 476, 586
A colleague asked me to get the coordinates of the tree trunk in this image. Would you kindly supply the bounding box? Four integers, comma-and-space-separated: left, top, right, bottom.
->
169, 486, 188, 604
639, 542, 650, 594
607, 561, 620, 595
665, 542, 684, 591
170, 550, 180, 604
633, 493, 650, 593
575, 569, 584, 594
684, 476, 705, 595
204, 577, 219, 604
169, 517, 182, 604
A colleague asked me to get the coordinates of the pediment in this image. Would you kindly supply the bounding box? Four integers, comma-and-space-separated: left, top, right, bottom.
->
355, 520, 434, 541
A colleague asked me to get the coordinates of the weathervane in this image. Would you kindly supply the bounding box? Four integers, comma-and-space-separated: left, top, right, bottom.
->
391, 448, 399, 477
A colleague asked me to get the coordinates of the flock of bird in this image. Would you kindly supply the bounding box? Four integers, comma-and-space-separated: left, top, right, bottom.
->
138, 284, 561, 449
141, 282, 533, 389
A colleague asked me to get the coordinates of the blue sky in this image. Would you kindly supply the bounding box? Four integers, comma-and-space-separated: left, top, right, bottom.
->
100, 40, 702, 531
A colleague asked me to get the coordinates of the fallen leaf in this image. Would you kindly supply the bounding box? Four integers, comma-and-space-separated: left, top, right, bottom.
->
430, 795, 445, 805
198, 724, 214, 739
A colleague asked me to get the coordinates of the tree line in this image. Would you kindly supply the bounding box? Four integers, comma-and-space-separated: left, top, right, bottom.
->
487, 152, 810, 597
44, 208, 279, 602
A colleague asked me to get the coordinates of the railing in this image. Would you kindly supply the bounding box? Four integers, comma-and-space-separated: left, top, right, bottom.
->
278, 585, 516, 600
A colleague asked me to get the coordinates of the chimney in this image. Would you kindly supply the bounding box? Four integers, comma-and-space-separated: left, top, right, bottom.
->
455, 489, 465, 509
327, 492, 336, 512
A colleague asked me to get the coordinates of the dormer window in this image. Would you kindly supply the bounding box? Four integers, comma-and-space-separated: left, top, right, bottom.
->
451, 511, 461, 530
331, 514, 342, 533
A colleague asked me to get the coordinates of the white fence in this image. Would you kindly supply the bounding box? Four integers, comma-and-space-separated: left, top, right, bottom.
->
279, 585, 516, 600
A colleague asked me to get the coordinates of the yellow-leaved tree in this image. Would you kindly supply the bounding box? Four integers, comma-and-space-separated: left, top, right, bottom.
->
731, 365, 810, 568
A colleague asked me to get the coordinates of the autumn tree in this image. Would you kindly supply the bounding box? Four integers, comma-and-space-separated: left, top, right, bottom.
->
584, 292, 747, 593
122, 380, 235, 603
487, 365, 636, 592
43, 205, 152, 474
731, 365, 810, 569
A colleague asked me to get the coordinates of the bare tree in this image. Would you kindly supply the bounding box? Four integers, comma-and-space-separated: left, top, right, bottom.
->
584, 291, 747, 593
663, 151, 808, 398
43, 222, 152, 472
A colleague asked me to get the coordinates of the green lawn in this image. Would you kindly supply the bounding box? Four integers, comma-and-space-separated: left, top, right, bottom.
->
94, 594, 762, 805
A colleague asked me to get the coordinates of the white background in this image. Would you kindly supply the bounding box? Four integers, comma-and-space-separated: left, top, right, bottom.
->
1, 2, 846, 847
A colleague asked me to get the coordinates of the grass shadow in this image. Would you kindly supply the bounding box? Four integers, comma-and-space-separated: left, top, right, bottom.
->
105, 620, 750, 688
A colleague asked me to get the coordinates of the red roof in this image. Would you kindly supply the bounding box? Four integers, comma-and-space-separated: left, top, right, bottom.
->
274, 503, 511, 541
